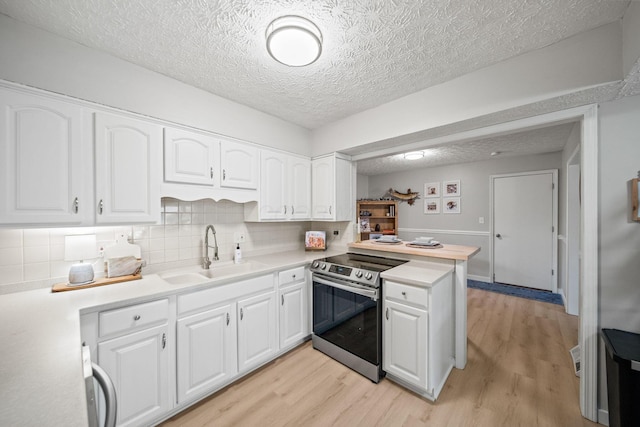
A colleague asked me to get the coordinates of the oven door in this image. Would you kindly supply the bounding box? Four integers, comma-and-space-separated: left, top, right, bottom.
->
312, 274, 381, 366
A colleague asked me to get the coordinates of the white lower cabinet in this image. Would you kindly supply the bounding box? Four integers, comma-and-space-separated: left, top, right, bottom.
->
94, 300, 171, 427
237, 291, 278, 372
278, 266, 308, 350
382, 269, 454, 401
176, 303, 237, 404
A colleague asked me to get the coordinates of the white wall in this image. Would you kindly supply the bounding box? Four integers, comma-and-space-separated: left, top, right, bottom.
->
0, 14, 311, 155
365, 152, 562, 279
623, 1, 640, 77
312, 23, 623, 157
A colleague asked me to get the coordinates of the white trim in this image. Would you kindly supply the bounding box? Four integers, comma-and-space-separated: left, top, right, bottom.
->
467, 274, 491, 282
489, 169, 559, 293
398, 228, 490, 237
580, 104, 599, 421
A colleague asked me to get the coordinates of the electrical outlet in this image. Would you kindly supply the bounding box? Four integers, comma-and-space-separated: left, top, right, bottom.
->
234, 232, 245, 243
333, 230, 339, 236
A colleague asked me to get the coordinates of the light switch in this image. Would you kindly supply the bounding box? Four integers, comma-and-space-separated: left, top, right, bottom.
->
479, 217, 485, 224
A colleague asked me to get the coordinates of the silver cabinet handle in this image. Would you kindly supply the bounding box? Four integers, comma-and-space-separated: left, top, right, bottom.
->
291, 206, 295, 215
73, 197, 79, 214
98, 199, 103, 215
226, 312, 230, 325
284, 205, 287, 215
133, 315, 141, 321
329, 205, 332, 215
385, 307, 389, 320
162, 333, 166, 349
281, 295, 284, 306
210, 167, 214, 179
240, 307, 243, 320
223, 169, 226, 180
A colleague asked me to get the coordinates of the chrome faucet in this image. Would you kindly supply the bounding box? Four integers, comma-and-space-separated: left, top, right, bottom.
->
203, 224, 219, 269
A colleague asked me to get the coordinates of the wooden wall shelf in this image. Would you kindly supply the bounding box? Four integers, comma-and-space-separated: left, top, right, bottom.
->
357, 200, 398, 240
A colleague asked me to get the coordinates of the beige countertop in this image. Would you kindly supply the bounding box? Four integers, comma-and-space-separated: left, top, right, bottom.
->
348, 240, 480, 261
381, 260, 454, 287
0, 248, 342, 427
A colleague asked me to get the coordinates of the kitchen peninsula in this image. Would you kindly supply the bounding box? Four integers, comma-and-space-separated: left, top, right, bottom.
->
348, 240, 480, 369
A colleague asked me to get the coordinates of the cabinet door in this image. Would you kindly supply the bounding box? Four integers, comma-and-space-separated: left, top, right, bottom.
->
279, 282, 308, 349
289, 156, 311, 220
237, 291, 277, 372
0, 89, 87, 224
311, 156, 334, 219
383, 299, 428, 388
220, 140, 258, 189
95, 112, 162, 223
164, 127, 218, 186
177, 304, 237, 404
98, 324, 170, 427
259, 150, 287, 219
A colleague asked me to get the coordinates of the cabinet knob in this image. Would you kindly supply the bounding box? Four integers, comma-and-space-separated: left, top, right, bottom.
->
98, 199, 104, 215
401, 291, 406, 297
292, 274, 296, 279
73, 197, 79, 214
133, 315, 141, 321
210, 167, 214, 179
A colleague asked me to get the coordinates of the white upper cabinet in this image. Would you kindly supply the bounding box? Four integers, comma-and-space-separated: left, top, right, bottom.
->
164, 127, 218, 186
94, 112, 162, 224
246, 150, 311, 221
220, 139, 259, 190
0, 88, 90, 225
312, 154, 353, 221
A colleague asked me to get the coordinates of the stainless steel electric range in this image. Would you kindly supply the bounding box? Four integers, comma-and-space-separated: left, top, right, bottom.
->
310, 253, 408, 382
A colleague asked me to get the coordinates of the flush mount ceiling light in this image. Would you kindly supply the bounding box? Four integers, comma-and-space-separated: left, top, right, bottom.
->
403, 151, 424, 160
266, 15, 322, 67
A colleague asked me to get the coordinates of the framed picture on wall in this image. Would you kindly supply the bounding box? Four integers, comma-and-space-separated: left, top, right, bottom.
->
424, 199, 440, 214
424, 182, 440, 198
443, 180, 461, 197
632, 178, 640, 221
443, 197, 461, 214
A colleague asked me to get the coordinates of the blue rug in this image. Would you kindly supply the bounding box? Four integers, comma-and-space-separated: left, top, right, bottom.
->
467, 279, 563, 305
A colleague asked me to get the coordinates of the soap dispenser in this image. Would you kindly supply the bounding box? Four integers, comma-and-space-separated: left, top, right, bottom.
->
234, 243, 242, 264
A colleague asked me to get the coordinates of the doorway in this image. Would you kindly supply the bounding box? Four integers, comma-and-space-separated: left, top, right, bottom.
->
491, 170, 558, 292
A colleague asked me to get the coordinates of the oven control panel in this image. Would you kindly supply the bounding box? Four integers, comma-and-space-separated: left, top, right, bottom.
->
329, 265, 352, 276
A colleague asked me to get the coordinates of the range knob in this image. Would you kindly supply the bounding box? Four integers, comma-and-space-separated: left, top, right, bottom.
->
354, 270, 363, 278
364, 272, 373, 281
311, 261, 320, 269
320, 263, 327, 270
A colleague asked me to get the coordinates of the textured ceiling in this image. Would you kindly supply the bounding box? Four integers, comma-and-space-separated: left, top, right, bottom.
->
356, 122, 576, 176
0, 0, 630, 129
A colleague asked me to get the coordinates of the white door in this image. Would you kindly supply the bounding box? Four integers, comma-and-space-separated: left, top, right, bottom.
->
279, 282, 307, 349
0, 88, 88, 225
260, 150, 287, 219
94, 112, 162, 224
289, 156, 311, 220
176, 304, 237, 404
163, 127, 217, 186
493, 171, 556, 291
220, 140, 258, 189
98, 324, 170, 427
237, 291, 277, 372
383, 299, 427, 388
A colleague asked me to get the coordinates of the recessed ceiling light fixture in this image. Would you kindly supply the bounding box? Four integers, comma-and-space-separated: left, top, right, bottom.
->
403, 151, 424, 160
266, 15, 322, 67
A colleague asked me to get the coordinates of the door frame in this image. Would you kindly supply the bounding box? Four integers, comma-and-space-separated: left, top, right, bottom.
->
565, 145, 581, 316
352, 104, 599, 421
490, 169, 559, 293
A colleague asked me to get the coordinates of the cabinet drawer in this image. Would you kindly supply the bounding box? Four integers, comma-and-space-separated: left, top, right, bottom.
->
99, 299, 169, 337
278, 267, 305, 287
385, 280, 428, 308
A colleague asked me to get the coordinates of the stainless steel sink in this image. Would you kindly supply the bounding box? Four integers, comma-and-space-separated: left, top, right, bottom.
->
159, 261, 269, 285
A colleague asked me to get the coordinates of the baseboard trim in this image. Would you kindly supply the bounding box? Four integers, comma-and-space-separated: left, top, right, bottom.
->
468, 274, 491, 282
598, 409, 609, 426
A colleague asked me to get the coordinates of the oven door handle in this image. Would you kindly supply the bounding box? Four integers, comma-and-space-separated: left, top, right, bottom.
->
313, 275, 378, 301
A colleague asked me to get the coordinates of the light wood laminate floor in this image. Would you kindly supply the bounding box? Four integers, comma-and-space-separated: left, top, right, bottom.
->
162, 288, 597, 426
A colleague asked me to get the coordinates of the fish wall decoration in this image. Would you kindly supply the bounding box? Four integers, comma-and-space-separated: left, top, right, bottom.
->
386, 188, 420, 205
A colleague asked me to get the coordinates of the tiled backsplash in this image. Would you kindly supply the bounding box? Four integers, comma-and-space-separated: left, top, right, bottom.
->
0, 198, 353, 293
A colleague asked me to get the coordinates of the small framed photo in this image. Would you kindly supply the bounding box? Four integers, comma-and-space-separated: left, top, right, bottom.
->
305, 231, 326, 251
443, 197, 461, 214
443, 180, 461, 197
424, 182, 440, 198
424, 199, 440, 214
